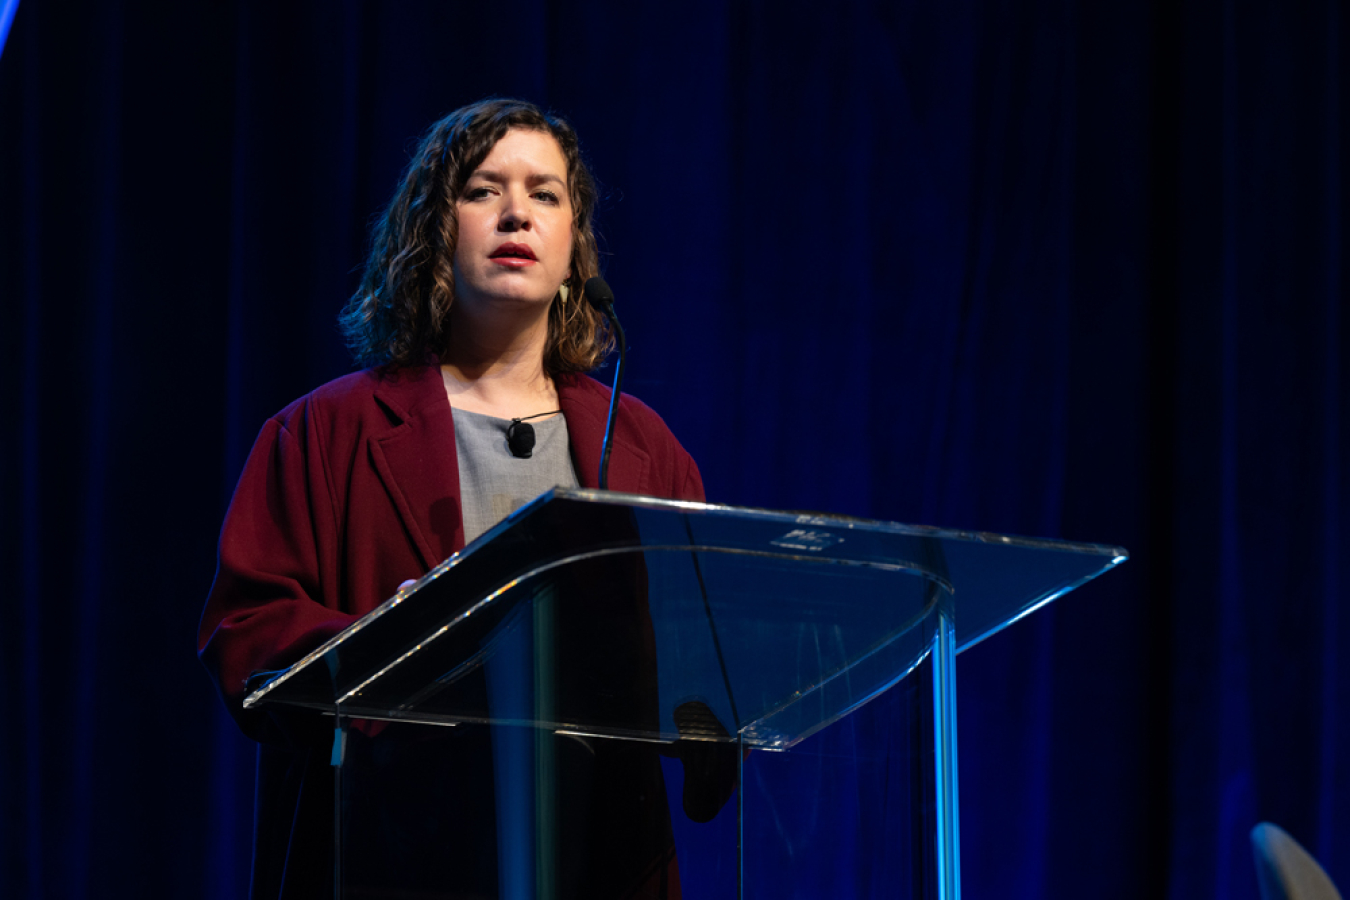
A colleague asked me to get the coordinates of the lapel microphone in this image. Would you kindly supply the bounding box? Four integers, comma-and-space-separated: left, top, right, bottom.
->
506, 410, 561, 459
583, 277, 626, 490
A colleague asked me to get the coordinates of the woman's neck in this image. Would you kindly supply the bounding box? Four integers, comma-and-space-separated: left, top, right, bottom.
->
440, 308, 558, 418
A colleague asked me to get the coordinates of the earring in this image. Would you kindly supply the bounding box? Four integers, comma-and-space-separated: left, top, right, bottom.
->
557, 281, 570, 303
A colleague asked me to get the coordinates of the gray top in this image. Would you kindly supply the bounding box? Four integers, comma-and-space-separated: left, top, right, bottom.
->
452, 407, 579, 545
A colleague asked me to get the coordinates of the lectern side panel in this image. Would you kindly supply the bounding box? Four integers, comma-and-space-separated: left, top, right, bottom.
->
335, 672, 944, 899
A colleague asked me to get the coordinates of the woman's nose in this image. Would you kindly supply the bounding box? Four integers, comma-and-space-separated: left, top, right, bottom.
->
498, 191, 531, 231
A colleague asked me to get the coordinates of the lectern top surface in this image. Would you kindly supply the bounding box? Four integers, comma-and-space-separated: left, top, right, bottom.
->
244, 489, 1125, 747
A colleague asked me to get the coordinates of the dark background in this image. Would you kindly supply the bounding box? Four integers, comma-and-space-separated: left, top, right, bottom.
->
2, 1, 1346, 897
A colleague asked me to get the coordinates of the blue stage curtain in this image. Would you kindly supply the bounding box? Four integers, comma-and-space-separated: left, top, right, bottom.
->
1, 1, 1344, 898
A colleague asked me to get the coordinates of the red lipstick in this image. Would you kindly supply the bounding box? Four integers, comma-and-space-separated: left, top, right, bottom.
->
490, 242, 537, 262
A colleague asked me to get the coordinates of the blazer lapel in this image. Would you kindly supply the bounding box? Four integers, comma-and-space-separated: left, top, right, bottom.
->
558, 374, 650, 493
368, 366, 465, 570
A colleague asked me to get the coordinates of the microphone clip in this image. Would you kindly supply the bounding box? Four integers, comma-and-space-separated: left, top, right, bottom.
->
505, 409, 562, 460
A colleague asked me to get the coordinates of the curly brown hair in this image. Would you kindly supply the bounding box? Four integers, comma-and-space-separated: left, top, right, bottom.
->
339, 99, 610, 373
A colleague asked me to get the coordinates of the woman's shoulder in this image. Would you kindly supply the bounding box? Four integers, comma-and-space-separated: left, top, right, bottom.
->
252, 367, 448, 465
273, 365, 445, 426
557, 372, 702, 500
557, 372, 672, 437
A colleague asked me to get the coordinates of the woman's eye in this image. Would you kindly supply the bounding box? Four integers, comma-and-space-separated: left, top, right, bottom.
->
464, 186, 493, 200
533, 190, 560, 204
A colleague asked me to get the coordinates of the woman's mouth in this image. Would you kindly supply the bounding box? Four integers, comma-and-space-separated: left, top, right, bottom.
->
490, 243, 537, 265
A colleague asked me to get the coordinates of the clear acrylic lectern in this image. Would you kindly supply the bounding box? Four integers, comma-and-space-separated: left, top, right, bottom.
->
245, 488, 1126, 900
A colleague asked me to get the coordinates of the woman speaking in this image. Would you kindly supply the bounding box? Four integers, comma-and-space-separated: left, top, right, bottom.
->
199, 98, 705, 899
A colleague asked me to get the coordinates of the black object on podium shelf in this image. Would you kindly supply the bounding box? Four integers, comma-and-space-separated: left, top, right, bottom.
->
245, 488, 1126, 900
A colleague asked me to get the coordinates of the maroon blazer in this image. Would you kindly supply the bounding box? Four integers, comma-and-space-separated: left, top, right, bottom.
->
198, 363, 704, 899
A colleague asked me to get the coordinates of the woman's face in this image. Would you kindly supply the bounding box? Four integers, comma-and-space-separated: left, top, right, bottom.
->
453, 128, 574, 316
